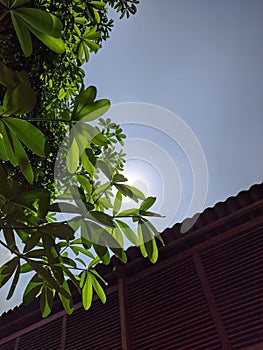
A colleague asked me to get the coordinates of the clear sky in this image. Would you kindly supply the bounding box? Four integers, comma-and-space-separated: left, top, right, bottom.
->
1, 0, 263, 315
85, 0, 263, 227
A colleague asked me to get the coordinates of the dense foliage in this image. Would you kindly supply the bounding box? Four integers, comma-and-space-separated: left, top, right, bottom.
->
0, 0, 162, 317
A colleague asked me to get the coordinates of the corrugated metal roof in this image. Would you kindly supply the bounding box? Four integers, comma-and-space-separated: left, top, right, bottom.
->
0, 182, 262, 335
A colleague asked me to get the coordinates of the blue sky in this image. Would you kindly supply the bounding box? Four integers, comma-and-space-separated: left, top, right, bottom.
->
1, 0, 263, 315
85, 0, 263, 221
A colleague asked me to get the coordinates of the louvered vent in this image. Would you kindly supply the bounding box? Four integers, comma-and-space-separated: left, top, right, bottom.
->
127, 257, 221, 349
200, 229, 263, 349
0, 340, 16, 350
18, 318, 62, 350
65, 292, 121, 350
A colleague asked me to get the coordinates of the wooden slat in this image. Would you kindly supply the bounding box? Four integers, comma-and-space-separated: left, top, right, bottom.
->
200, 229, 263, 348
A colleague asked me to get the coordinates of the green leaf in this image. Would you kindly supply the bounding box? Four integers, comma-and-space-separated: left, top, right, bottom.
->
77, 41, 84, 62
10, 11, 32, 57
3, 228, 17, 250
73, 86, 97, 115
7, 264, 20, 300
115, 184, 138, 202
40, 223, 75, 240
15, 8, 63, 37
0, 9, 8, 22
97, 160, 112, 179
75, 17, 87, 24
49, 202, 79, 213
83, 25, 100, 40
138, 223, 147, 257
113, 191, 122, 215
30, 30, 65, 53
90, 269, 107, 285
15, 229, 29, 243
62, 256, 77, 269
10, 0, 31, 8
7, 127, 34, 183
72, 97, 110, 122
0, 126, 8, 161
91, 133, 108, 147
90, 211, 114, 227
4, 118, 45, 157
84, 147, 96, 166
129, 186, 145, 200
0, 0, 9, 7
78, 123, 102, 145
89, 1, 106, 10
140, 220, 158, 263
81, 151, 95, 174
83, 38, 101, 52
145, 237, 158, 263
80, 221, 93, 245
93, 181, 111, 197
37, 190, 50, 219
0, 61, 16, 87
3, 83, 36, 115
58, 88, 66, 100
140, 211, 163, 217
40, 286, 54, 318
99, 196, 112, 209
82, 273, 93, 310
80, 270, 87, 288
70, 245, 94, 259
82, 42, 90, 62
78, 42, 90, 63
0, 258, 20, 288
14, 138, 34, 183
0, 121, 18, 166
116, 220, 138, 246
90, 273, 106, 303
12, 190, 40, 211
20, 263, 32, 273
112, 174, 128, 183
92, 8, 100, 23
109, 227, 123, 248
77, 174, 92, 195
67, 137, 79, 173
156, 234, 165, 246
117, 208, 139, 217
23, 274, 43, 305
15, 11, 65, 53
58, 280, 73, 315
25, 248, 45, 258
76, 257, 86, 267
28, 260, 61, 292
93, 243, 108, 259
62, 266, 80, 293
140, 197, 156, 211
98, 229, 124, 259
142, 219, 160, 238
88, 257, 100, 269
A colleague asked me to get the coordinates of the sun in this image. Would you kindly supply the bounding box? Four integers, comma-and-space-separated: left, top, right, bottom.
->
121, 158, 163, 206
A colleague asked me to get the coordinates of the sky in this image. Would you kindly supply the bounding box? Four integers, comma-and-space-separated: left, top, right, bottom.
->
1, 0, 263, 315
85, 0, 263, 227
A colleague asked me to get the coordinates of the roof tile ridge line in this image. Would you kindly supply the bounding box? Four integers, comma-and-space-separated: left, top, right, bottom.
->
93, 183, 263, 276
162, 199, 263, 247
163, 181, 263, 236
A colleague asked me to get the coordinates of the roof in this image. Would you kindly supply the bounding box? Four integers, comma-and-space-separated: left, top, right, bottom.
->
0, 182, 262, 336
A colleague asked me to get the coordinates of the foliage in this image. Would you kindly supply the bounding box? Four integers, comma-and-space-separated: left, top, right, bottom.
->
0, 0, 163, 317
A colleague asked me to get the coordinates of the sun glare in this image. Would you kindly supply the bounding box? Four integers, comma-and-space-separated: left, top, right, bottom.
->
121, 158, 163, 206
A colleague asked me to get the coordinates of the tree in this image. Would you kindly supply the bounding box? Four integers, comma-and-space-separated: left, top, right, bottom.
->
0, 0, 163, 317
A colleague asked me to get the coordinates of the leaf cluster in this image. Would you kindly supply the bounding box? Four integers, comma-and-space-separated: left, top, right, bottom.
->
0, 0, 165, 318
